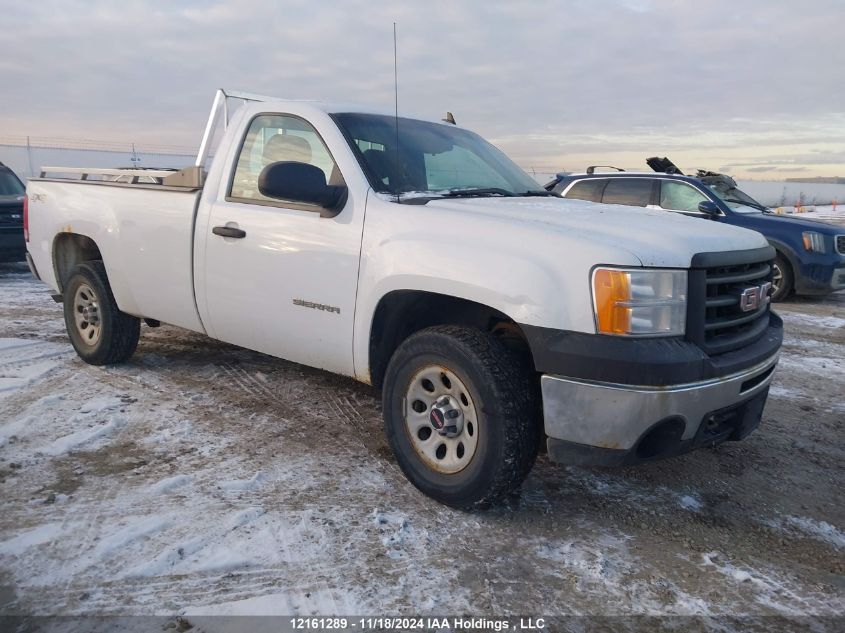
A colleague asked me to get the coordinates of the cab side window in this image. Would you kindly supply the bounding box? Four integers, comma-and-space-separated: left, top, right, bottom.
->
563, 179, 607, 202
229, 114, 341, 203
659, 181, 709, 213
601, 178, 653, 207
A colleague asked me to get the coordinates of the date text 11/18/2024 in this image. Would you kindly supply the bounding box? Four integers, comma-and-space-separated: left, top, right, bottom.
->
289, 616, 547, 631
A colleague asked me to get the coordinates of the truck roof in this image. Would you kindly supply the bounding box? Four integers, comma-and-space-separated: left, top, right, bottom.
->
221, 91, 454, 126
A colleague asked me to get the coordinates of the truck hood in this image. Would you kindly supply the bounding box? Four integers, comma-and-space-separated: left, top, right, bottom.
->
422, 196, 769, 268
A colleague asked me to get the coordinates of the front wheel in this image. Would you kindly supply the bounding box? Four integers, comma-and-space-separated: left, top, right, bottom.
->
63, 261, 140, 365
771, 254, 793, 302
382, 325, 541, 508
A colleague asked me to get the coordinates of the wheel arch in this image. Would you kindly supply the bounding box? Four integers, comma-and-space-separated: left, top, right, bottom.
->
766, 237, 799, 274
52, 232, 103, 292
61, 259, 141, 365
366, 289, 534, 389
765, 238, 799, 300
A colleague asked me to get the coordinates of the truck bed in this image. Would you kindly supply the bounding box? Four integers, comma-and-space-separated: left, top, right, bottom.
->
26, 173, 206, 333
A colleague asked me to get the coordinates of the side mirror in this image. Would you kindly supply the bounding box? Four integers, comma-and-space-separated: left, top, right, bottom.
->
697, 200, 721, 219
258, 162, 347, 214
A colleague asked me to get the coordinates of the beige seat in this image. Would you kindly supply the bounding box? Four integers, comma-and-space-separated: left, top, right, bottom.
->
262, 134, 312, 165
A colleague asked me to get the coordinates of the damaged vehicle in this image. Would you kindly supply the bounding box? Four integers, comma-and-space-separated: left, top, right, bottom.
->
546, 157, 845, 301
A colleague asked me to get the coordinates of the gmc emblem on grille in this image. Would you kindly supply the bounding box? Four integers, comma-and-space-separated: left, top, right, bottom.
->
739, 282, 772, 312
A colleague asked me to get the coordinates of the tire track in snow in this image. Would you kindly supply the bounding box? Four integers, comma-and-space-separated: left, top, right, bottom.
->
51, 371, 147, 611
230, 364, 278, 399
217, 362, 262, 397
16, 358, 217, 610
0, 339, 70, 395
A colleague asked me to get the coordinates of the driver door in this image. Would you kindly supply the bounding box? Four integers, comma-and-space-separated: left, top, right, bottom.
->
201, 113, 364, 376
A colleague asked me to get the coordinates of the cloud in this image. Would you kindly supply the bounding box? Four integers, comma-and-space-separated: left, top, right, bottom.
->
744, 165, 808, 173
745, 166, 778, 173
0, 0, 843, 178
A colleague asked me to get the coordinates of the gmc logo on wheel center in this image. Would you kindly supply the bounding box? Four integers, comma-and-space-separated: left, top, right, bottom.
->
739, 282, 772, 312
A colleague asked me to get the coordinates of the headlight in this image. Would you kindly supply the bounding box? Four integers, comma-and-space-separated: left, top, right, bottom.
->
592, 268, 687, 336
802, 231, 827, 253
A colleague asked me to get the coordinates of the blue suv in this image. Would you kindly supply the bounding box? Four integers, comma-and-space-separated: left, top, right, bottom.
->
545, 159, 845, 301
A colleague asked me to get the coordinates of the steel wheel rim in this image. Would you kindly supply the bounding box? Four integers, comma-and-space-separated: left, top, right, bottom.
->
772, 263, 783, 295
403, 365, 480, 474
73, 283, 102, 347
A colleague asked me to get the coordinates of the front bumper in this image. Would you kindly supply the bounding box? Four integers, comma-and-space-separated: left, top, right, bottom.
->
794, 262, 845, 294
830, 266, 845, 290
542, 352, 779, 467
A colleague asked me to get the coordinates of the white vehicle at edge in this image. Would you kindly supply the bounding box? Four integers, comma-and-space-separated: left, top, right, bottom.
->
24, 90, 782, 508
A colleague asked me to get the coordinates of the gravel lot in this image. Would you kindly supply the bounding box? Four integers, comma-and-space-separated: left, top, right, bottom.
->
0, 261, 842, 628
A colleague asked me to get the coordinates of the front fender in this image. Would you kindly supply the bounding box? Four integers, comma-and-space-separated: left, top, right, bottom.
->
364, 249, 574, 326
352, 195, 643, 381
766, 237, 800, 273
353, 247, 578, 383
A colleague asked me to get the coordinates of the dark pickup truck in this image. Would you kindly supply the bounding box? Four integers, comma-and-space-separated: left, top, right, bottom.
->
0, 162, 26, 262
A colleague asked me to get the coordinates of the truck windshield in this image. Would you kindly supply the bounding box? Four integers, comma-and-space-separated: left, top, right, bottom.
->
0, 170, 25, 200
705, 181, 768, 213
331, 112, 547, 199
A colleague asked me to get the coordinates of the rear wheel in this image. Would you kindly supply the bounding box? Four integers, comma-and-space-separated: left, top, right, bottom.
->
63, 261, 140, 365
771, 254, 793, 302
382, 325, 540, 508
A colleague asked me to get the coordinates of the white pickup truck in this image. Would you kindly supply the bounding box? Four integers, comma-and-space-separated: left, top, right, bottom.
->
24, 90, 782, 508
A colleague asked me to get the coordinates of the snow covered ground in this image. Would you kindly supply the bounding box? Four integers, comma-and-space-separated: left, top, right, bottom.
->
772, 204, 845, 224
0, 263, 843, 627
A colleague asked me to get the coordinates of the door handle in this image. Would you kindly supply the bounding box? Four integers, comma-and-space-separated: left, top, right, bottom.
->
212, 226, 246, 239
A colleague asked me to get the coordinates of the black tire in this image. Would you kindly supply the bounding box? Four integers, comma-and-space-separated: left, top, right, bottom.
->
63, 261, 140, 365
771, 253, 793, 302
382, 325, 541, 509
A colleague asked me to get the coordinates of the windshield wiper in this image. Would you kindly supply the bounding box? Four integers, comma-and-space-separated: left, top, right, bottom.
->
439, 188, 516, 198
437, 188, 559, 198
724, 197, 768, 212
516, 190, 559, 197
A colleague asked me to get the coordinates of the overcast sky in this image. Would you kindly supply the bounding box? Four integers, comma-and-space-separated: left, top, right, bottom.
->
1, 0, 843, 178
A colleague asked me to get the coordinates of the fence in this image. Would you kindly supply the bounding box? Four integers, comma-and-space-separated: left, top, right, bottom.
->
0, 137, 196, 181
1, 139, 842, 210
733, 180, 844, 209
